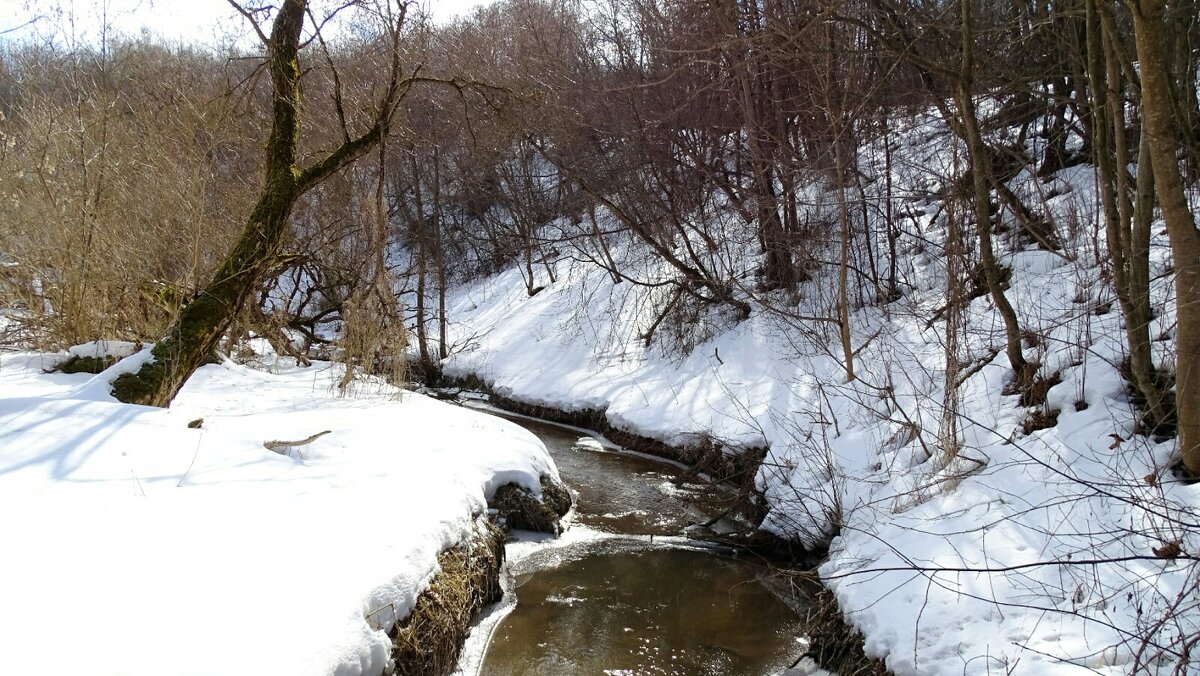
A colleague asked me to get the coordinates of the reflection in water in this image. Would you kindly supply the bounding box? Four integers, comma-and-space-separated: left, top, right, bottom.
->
483, 549, 804, 675
511, 417, 735, 536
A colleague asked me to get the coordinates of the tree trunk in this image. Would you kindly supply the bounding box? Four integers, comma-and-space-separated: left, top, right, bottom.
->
432, 147, 449, 361
832, 119, 856, 382
956, 0, 1028, 381
941, 196, 965, 462
729, 0, 796, 292
884, 121, 900, 302
1088, 0, 1169, 428
411, 153, 431, 368
1129, 0, 1200, 475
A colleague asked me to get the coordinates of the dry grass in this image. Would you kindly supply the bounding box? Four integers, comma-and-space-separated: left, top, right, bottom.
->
336, 281, 409, 394
391, 520, 505, 676
786, 573, 891, 676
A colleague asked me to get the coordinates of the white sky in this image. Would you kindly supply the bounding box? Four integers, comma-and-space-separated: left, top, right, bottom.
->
0, 0, 493, 47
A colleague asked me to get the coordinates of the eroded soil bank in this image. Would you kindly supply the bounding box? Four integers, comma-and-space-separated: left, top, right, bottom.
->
391, 520, 506, 675
390, 474, 569, 675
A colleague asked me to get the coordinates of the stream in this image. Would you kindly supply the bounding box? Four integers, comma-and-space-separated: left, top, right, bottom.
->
456, 409, 810, 675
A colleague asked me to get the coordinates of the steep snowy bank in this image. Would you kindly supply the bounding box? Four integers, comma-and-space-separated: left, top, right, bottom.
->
0, 349, 557, 676
437, 117, 1199, 674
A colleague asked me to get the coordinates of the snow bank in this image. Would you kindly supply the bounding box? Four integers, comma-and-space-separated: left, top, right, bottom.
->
0, 353, 556, 676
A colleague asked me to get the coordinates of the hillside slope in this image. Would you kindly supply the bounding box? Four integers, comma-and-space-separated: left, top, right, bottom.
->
439, 111, 1199, 674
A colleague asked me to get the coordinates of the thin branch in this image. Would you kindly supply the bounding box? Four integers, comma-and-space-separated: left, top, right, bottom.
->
306, 4, 351, 145
226, 0, 271, 46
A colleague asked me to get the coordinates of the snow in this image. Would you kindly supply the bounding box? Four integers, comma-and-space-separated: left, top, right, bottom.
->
66, 339, 141, 359
434, 108, 1200, 674
0, 351, 556, 676
574, 436, 605, 453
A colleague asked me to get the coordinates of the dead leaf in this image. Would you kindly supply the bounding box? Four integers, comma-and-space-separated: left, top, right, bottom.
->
1153, 541, 1181, 560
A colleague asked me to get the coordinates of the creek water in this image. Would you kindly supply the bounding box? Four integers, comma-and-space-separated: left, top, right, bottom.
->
462, 412, 807, 675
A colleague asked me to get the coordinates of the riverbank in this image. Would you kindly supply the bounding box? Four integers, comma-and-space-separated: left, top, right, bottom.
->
0, 348, 560, 676
391, 518, 505, 676
436, 147, 1196, 672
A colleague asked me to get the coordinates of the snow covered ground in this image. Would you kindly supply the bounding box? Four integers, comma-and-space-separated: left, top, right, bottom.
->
437, 113, 1200, 674
0, 345, 557, 675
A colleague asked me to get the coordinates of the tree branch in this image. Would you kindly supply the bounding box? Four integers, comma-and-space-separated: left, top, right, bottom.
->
226, 1, 271, 46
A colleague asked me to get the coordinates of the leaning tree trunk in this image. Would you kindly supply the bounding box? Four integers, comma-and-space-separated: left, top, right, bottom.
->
113, 0, 402, 406
1129, 0, 1200, 475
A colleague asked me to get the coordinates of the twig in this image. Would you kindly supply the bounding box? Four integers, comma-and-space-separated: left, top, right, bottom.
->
264, 429, 332, 452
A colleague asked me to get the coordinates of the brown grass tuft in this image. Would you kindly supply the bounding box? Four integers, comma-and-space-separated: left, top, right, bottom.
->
391, 520, 505, 676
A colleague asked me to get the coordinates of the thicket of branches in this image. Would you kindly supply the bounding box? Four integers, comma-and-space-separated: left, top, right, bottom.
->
1, 0, 1198, 461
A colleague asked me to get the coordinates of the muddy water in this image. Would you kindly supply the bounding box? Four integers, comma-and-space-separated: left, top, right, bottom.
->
475, 412, 806, 675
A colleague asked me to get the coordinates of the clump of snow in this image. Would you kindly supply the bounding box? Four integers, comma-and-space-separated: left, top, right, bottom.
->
0, 353, 556, 676
66, 339, 141, 359
574, 436, 605, 452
